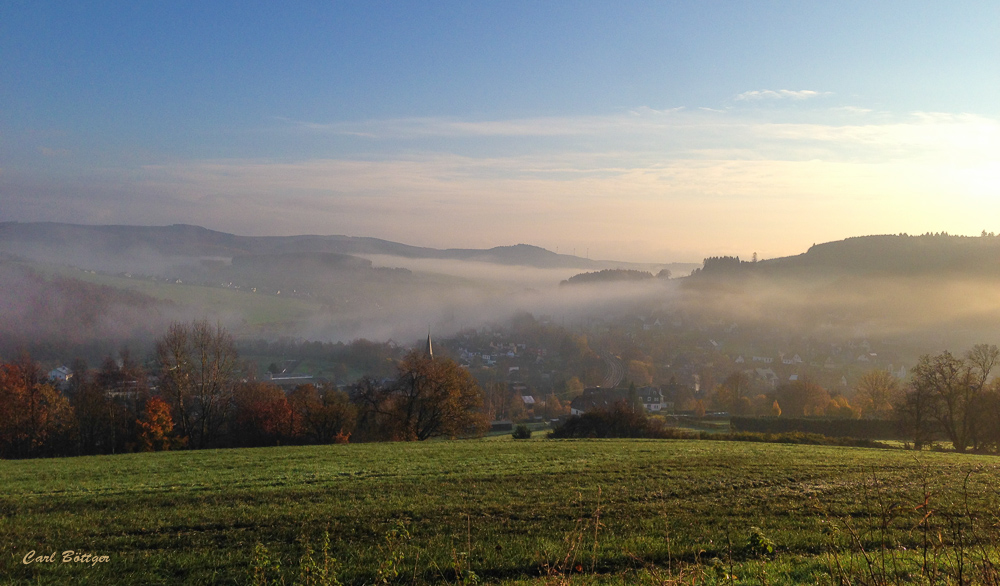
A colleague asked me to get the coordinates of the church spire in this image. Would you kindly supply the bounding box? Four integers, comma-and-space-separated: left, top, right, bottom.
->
425, 330, 434, 359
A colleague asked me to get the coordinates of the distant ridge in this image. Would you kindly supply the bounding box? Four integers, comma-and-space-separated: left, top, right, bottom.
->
693, 233, 1000, 277
0, 222, 687, 272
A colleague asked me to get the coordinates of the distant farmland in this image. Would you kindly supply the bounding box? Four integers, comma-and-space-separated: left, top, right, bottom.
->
3, 439, 1000, 584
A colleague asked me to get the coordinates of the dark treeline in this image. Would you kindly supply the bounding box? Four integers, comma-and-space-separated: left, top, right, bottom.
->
549, 402, 884, 448
560, 268, 658, 285
730, 417, 898, 439
0, 321, 488, 459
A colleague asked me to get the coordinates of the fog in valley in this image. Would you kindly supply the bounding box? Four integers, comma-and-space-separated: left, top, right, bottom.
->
2, 225, 1000, 372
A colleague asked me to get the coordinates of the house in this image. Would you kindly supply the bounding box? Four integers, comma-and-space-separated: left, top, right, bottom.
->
755, 368, 779, 388
637, 386, 671, 412
47, 366, 73, 384
570, 388, 625, 415
569, 387, 670, 415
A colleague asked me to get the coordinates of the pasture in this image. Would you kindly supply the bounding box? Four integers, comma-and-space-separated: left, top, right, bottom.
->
3, 439, 1000, 584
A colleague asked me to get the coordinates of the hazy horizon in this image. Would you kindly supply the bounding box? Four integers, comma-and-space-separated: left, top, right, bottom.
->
2, 3, 998, 264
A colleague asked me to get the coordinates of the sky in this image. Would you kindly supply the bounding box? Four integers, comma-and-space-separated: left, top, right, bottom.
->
1, 1, 998, 263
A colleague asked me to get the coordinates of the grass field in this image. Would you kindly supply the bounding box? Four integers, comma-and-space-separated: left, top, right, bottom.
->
3, 439, 1000, 585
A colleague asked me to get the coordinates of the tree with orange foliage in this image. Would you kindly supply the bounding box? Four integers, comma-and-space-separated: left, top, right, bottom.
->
355, 351, 489, 441
0, 355, 74, 458
288, 383, 356, 444
233, 381, 292, 447
136, 396, 178, 452
774, 379, 831, 418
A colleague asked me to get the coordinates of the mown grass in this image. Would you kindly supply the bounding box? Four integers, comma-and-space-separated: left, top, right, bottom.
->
2, 439, 999, 584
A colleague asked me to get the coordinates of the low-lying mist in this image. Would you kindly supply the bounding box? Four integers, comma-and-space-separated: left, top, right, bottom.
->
291, 255, 679, 343
6, 236, 1000, 366
677, 272, 1000, 357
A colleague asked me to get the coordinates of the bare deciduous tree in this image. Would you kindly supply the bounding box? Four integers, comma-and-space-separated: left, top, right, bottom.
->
156, 320, 241, 449
854, 370, 901, 418
900, 344, 999, 452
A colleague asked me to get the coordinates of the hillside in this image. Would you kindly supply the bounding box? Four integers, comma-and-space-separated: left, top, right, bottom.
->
560, 268, 657, 285
0, 261, 173, 355
0, 222, 683, 272
695, 232, 1000, 277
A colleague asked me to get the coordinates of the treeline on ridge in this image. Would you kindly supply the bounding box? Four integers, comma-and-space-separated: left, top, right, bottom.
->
692, 232, 1000, 277
561, 268, 670, 285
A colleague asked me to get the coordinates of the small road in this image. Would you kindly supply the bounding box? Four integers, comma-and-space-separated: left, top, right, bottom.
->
600, 353, 625, 388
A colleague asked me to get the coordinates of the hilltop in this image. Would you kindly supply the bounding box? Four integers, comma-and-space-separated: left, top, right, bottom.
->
0, 222, 688, 273
694, 232, 1000, 278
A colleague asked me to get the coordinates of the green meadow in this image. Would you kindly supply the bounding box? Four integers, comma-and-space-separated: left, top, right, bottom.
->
3, 439, 1000, 585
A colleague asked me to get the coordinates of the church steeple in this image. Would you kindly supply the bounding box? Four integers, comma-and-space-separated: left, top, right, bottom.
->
425, 330, 434, 359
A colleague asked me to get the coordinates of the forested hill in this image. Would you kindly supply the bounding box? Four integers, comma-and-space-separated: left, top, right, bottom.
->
695, 233, 1000, 277
560, 269, 658, 285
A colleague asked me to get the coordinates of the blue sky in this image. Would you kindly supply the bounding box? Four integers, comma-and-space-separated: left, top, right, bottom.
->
2, 1, 998, 261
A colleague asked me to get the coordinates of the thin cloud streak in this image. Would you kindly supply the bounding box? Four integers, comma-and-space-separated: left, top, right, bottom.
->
5, 107, 999, 262
735, 89, 832, 101
278, 108, 999, 165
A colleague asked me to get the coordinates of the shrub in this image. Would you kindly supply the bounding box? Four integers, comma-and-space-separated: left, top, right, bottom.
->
511, 424, 532, 439
745, 526, 775, 558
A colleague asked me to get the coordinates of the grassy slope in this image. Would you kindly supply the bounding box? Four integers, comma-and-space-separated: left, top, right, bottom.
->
2, 440, 999, 585
28, 262, 323, 330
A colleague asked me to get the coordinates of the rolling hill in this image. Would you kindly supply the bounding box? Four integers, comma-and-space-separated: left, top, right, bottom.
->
695, 232, 1000, 277
0, 222, 686, 272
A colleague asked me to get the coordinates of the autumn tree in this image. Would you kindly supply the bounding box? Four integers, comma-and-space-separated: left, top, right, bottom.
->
481, 380, 510, 421
136, 396, 178, 451
0, 355, 74, 458
627, 360, 653, 386
156, 320, 241, 449
854, 369, 901, 419
774, 379, 830, 417
232, 381, 292, 447
541, 394, 569, 420
713, 372, 753, 415
354, 351, 488, 441
288, 383, 356, 444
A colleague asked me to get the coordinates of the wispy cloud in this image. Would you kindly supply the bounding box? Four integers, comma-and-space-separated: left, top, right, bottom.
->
6, 107, 999, 262
281, 107, 692, 140
735, 89, 831, 101
37, 146, 72, 157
